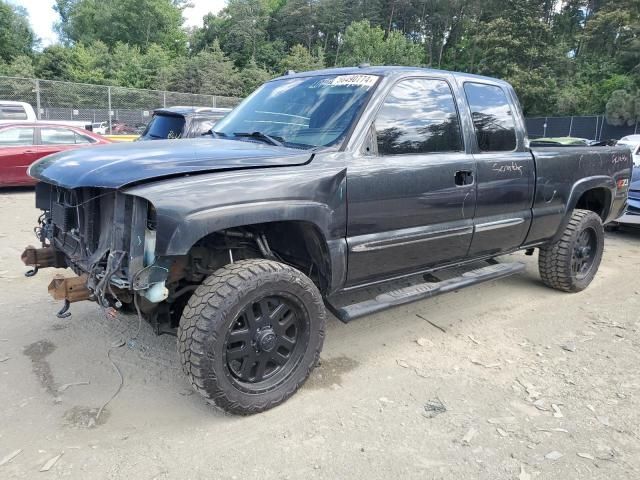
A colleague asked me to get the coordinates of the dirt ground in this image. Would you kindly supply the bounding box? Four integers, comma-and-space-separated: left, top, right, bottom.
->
0, 189, 639, 480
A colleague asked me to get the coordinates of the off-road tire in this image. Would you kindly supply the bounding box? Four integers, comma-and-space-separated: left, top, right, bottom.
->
538, 209, 604, 292
178, 259, 325, 415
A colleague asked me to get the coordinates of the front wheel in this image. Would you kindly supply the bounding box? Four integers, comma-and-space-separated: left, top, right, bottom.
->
538, 209, 604, 292
178, 259, 325, 414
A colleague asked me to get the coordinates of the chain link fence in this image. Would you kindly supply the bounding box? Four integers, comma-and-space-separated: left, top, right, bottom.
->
0, 75, 243, 134
525, 115, 639, 141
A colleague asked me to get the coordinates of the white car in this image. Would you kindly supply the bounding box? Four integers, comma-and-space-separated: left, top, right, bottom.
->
618, 134, 640, 170
0, 101, 92, 130
91, 121, 108, 135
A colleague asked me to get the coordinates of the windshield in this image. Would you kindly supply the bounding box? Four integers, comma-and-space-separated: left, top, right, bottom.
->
213, 74, 379, 149
139, 114, 185, 140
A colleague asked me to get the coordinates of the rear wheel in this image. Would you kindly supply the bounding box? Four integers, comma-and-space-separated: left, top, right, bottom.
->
178, 259, 325, 414
538, 209, 604, 292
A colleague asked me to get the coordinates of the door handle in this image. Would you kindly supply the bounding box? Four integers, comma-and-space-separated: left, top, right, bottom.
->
24, 149, 36, 153
455, 170, 474, 186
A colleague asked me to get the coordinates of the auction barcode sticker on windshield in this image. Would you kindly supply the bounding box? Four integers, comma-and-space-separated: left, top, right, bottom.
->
312, 74, 378, 89
332, 75, 378, 87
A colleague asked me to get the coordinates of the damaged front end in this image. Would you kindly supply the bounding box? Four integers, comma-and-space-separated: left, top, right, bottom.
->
22, 182, 171, 326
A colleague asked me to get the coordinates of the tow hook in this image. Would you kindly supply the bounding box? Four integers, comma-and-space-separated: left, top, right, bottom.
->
25, 265, 39, 277
56, 300, 71, 319
48, 274, 92, 319
21, 245, 66, 277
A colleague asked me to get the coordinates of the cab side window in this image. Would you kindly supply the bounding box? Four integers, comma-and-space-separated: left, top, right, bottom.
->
464, 82, 517, 152
375, 78, 463, 155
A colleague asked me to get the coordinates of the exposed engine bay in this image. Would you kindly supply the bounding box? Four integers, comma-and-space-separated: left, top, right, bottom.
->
22, 183, 326, 334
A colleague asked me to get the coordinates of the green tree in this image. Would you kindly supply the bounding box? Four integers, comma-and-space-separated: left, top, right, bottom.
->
316, 0, 349, 60
0, 55, 36, 78
169, 41, 242, 97
196, 0, 273, 67
464, 1, 567, 115
54, 0, 187, 54
338, 20, 423, 67
605, 89, 638, 126
270, 0, 318, 50
109, 43, 146, 87
140, 44, 176, 90
67, 42, 110, 84
238, 58, 273, 95
35, 45, 74, 81
281, 44, 325, 72
0, 1, 37, 63
254, 40, 287, 72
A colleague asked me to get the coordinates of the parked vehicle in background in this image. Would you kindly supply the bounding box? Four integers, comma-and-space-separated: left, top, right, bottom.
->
619, 178, 640, 225
0, 123, 110, 187
597, 136, 640, 228
91, 122, 108, 134
617, 135, 640, 180
138, 106, 231, 141
104, 134, 139, 142
610, 135, 640, 227
0, 101, 93, 131
110, 121, 146, 135
22, 67, 632, 414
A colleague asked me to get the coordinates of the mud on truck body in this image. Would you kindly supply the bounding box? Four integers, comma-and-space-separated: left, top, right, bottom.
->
22, 67, 633, 414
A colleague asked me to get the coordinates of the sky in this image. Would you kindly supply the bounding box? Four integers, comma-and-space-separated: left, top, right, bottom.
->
8, 0, 227, 48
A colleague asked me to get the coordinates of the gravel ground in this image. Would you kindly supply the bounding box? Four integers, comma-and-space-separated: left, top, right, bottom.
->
1, 189, 639, 479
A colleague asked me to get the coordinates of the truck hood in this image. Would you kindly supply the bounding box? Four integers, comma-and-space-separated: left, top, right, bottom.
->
28, 138, 313, 189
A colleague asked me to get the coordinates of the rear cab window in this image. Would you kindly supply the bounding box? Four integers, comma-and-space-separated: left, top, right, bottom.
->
0, 104, 28, 120
463, 82, 517, 152
140, 114, 185, 140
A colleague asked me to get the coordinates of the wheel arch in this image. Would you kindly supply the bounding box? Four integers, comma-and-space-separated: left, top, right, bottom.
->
177, 215, 341, 295
575, 187, 613, 221
552, 176, 615, 242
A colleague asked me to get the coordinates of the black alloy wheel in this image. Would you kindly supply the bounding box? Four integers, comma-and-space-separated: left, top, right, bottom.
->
224, 294, 309, 393
571, 227, 598, 279
178, 259, 325, 414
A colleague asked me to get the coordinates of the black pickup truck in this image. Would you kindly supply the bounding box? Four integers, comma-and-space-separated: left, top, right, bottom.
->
22, 67, 633, 414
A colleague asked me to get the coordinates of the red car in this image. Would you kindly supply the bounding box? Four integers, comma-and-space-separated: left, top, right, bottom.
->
0, 123, 111, 187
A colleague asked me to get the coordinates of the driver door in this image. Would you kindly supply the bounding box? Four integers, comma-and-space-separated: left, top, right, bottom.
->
346, 77, 476, 285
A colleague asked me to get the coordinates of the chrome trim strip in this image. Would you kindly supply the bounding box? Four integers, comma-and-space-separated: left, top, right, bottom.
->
351, 226, 473, 253
475, 218, 525, 233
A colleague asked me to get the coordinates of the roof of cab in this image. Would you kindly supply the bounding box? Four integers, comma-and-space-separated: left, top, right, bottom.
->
270, 65, 511, 87
0, 100, 31, 106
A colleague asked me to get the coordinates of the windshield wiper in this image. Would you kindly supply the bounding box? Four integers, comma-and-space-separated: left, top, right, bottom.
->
202, 130, 227, 138
233, 131, 285, 147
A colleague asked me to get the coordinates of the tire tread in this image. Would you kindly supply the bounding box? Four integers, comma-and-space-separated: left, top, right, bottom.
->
177, 259, 325, 415
538, 209, 604, 292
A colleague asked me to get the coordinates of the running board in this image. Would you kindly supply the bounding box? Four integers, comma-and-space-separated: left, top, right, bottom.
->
326, 262, 526, 323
